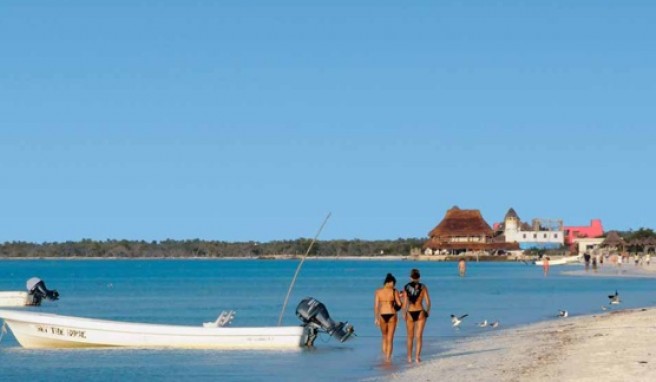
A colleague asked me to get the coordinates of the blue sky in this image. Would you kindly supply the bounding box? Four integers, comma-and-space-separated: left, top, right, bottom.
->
1, 0, 654, 242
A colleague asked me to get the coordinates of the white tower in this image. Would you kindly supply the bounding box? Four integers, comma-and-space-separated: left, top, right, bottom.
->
504, 208, 520, 235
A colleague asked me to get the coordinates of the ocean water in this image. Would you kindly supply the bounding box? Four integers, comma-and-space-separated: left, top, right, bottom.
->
1, 259, 655, 381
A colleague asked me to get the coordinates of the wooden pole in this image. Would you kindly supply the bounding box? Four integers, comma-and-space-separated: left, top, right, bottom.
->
277, 213, 332, 326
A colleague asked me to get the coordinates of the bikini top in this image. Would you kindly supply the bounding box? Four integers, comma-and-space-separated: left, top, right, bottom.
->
404, 282, 423, 304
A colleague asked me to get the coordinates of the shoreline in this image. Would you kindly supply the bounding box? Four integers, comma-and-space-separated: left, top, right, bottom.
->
0, 255, 536, 261
379, 307, 656, 381
377, 264, 656, 381
563, 261, 656, 278
0, 255, 411, 261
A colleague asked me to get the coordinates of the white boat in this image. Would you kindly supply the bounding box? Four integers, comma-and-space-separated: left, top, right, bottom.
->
0, 292, 29, 307
534, 255, 581, 266
0, 297, 355, 350
0, 309, 306, 349
0, 278, 60, 307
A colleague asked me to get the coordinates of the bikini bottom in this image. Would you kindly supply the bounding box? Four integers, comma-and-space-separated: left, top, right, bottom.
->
380, 313, 395, 323
408, 310, 425, 322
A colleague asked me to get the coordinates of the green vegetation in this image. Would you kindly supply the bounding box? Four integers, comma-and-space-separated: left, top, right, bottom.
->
0, 238, 425, 258
618, 227, 656, 240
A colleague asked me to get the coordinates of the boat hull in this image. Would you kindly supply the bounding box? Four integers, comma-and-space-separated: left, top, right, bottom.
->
0, 309, 305, 350
0, 292, 28, 307
534, 255, 581, 266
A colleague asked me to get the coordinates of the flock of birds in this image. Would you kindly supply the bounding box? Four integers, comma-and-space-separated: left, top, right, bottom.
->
450, 290, 622, 329
559, 290, 621, 318
449, 314, 499, 329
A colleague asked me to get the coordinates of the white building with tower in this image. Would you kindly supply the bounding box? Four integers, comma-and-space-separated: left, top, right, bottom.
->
497, 208, 565, 250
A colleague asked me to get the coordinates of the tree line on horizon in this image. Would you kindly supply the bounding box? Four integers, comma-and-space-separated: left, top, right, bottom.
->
618, 227, 656, 241
0, 238, 426, 258
1, 228, 652, 259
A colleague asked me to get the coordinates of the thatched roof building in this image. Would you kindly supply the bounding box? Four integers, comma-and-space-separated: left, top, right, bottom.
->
424, 206, 519, 253
626, 237, 656, 251
601, 231, 626, 248
428, 207, 494, 239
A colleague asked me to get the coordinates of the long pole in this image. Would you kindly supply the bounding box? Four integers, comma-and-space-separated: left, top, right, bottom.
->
277, 212, 332, 326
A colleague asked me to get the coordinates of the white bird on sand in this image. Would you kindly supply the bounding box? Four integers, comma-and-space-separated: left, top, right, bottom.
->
608, 290, 621, 305
558, 310, 568, 318
490, 320, 499, 328
478, 320, 488, 327
451, 314, 469, 328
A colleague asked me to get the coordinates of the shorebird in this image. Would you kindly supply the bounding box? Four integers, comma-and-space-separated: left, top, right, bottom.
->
608, 290, 621, 305
558, 310, 568, 318
490, 320, 499, 328
478, 320, 488, 327
450, 314, 469, 328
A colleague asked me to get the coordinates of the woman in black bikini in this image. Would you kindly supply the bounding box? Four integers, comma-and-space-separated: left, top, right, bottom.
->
374, 273, 402, 362
402, 268, 431, 363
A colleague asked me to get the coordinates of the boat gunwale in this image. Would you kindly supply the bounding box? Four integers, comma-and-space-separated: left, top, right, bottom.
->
0, 309, 305, 336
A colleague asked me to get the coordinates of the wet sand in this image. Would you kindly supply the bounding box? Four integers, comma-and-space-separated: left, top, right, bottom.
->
378, 262, 656, 382
379, 308, 656, 381
563, 261, 656, 278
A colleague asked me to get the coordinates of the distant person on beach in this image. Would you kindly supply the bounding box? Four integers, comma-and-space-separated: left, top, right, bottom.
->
543, 256, 550, 276
458, 258, 466, 277
402, 268, 431, 363
374, 273, 402, 362
646, 253, 651, 266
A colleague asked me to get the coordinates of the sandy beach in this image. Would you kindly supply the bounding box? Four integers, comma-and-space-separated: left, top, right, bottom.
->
563, 261, 656, 278
380, 263, 656, 382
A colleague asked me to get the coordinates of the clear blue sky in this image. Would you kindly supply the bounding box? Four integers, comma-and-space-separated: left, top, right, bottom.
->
1, 0, 654, 242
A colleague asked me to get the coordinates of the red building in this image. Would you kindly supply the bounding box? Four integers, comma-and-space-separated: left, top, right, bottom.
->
563, 219, 604, 250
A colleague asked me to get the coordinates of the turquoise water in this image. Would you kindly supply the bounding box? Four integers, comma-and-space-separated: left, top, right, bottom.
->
1, 260, 655, 381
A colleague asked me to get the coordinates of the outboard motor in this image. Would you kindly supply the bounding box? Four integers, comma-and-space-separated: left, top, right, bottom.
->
25, 277, 59, 306
296, 297, 354, 347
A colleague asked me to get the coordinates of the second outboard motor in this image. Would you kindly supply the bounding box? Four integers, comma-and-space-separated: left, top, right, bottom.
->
296, 297, 354, 347
25, 277, 59, 306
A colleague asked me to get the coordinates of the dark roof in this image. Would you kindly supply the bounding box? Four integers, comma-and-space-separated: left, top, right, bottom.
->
627, 238, 645, 246
628, 237, 656, 246
520, 222, 532, 231
428, 207, 493, 238
643, 237, 656, 245
505, 208, 519, 220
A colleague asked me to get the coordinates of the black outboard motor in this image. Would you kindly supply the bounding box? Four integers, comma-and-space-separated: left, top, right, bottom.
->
296, 297, 354, 347
25, 277, 59, 306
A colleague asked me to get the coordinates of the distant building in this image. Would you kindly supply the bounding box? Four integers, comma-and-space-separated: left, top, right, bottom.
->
564, 219, 604, 251
572, 237, 605, 254
496, 208, 564, 250
423, 206, 519, 255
